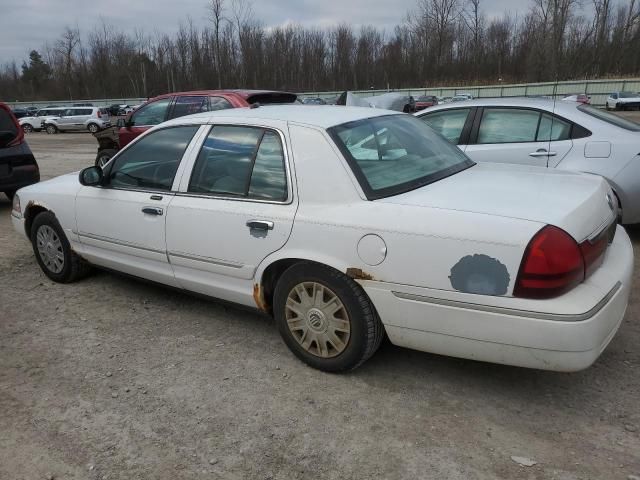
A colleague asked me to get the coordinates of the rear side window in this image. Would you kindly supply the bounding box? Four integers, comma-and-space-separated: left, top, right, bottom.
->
578, 104, 640, 132
419, 108, 470, 144
130, 98, 172, 127
189, 126, 287, 201
170, 96, 209, 119
107, 126, 199, 191
0, 108, 18, 137
209, 96, 233, 111
537, 113, 571, 141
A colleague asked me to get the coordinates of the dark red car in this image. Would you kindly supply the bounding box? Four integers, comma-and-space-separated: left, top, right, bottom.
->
414, 95, 438, 111
95, 90, 297, 166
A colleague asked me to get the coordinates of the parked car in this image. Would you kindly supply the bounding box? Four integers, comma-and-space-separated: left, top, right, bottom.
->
451, 94, 472, 102
302, 97, 327, 105
19, 107, 66, 133
11, 105, 631, 373
93, 89, 298, 167
25, 106, 38, 116
43, 107, 111, 134
416, 97, 640, 223
107, 104, 126, 116
563, 93, 590, 104
337, 91, 416, 112
606, 92, 640, 111
415, 95, 438, 111
0, 102, 39, 200
10, 108, 29, 119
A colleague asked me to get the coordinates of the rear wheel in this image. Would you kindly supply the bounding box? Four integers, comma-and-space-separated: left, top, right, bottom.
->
273, 262, 384, 372
45, 124, 58, 134
95, 148, 117, 168
30, 211, 91, 283
87, 123, 100, 133
22, 124, 33, 133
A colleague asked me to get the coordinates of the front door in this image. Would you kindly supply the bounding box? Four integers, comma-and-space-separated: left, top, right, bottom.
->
464, 107, 573, 167
118, 97, 173, 149
75, 124, 200, 287
165, 123, 297, 306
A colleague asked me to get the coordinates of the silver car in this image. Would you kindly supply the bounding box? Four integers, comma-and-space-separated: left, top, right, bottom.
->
44, 107, 110, 134
415, 97, 640, 224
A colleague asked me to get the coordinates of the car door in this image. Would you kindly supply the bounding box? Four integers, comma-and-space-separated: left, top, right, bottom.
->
464, 107, 572, 167
73, 108, 92, 130
57, 109, 76, 131
418, 107, 474, 149
75, 125, 201, 286
119, 97, 173, 148
165, 123, 297, 306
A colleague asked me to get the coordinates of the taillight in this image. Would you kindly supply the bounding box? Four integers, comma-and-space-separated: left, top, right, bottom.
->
514, 226, 584, 299
97, 110, 102, 118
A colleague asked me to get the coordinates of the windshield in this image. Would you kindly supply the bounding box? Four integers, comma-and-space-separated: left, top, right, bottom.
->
578, 104, 640, 132
619, 92, 638, 99
329, 114, 474, 199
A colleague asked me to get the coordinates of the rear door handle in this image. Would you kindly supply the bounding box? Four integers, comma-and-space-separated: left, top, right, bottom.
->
529, 150, 557, 157
142, 207, 163, 216
246, 220, 274, 231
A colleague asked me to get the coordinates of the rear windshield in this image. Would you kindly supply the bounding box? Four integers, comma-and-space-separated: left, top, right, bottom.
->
0, 107, 18, 137
329, 114, 474, 199
578, 104, 640, 131
246, 92, 297, 105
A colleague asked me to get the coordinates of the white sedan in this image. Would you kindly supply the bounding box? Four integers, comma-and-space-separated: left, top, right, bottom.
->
11, 106, 633, 372
416, 97, 640, 224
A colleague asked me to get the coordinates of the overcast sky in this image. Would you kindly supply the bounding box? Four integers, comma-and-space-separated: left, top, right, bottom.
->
0, 0, 532, 64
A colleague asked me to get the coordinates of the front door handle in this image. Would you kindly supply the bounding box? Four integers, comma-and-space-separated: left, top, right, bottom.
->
142, 207, 163, 216
529, 149, 557, 157
246, 220, 274, 231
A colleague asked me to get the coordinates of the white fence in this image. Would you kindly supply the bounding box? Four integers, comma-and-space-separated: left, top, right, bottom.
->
6, 78, 640, 109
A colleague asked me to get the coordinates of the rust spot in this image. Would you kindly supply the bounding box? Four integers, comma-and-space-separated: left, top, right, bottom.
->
253, 283, 269, 312
346, 268, 375, 281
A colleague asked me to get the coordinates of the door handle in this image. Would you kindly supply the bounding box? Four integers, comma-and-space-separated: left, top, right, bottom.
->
142, 207, 163, 216
246, 220, 274, 231
150, 194, 163, 201
529, 150, 557, 157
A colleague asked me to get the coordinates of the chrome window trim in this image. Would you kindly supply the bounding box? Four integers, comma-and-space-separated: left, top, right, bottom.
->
392, 281, 621, 323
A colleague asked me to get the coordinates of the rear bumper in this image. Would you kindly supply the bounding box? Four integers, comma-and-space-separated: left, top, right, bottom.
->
0, 164, 39, 192
363, 226, 633, 371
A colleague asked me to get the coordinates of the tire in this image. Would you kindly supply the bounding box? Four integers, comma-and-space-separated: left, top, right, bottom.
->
30, 211, 91, 283
95, 148, 117, 168
606, 103, 611, 111
4, 190, 15, 201
273, 262, 384, 372
87, 123, 100, 133
45, 124, 58, 134
22, 124, 33, 133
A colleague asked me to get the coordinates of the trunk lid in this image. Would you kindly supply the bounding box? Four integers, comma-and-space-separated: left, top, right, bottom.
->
378, 162, 616, 241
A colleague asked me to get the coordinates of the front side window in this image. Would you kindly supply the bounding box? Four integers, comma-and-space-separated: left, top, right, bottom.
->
189, 126, 287, 201
478, 108, 540, 144
329, 114, 473, 199
419, 108, 470, 143
169, 96, 209, 119
107, 126, 199, 191
130, 98, 172, 127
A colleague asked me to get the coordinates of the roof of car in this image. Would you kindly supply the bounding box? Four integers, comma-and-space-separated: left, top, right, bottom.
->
417, 96, 582, 116
148, 89, 295, 101
165, 105, 401, 129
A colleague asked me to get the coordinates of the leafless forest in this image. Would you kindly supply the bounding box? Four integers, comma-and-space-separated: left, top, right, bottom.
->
1, 0, 639, 101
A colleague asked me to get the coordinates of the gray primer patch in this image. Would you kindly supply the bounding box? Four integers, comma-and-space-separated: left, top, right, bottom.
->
449, 254, 510, 296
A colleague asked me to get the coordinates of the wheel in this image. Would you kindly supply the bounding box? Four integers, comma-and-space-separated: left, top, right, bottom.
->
45, 124, 58, 134
4, 190, 15, 201
606, 103, 611, 111
87, 123, 100, 133
30, 211, 91, 283
95, 148, 117, 168
22, 124, 33, 133
273, 262, 384, 372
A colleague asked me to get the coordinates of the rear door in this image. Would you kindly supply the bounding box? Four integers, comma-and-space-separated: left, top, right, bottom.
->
165, 122, 297, 305
464, 107, 573, 167
119, 97, 173, 148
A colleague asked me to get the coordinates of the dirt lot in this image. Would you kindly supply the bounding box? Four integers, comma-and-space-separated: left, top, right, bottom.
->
1, 126, 639, 480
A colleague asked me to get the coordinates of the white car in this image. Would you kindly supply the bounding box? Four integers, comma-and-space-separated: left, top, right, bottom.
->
18, 107, 66, 133
11, 106, 632, 372
606, 91, 640, 111
416, 97, 640, 224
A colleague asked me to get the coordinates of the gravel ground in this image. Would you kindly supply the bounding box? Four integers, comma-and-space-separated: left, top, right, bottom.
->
1, 126, 639, 480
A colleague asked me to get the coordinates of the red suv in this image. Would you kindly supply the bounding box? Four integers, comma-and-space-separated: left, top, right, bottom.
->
94, 90, 297, 166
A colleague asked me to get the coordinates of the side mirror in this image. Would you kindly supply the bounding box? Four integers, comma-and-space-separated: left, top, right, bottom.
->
79, 166, 103, 186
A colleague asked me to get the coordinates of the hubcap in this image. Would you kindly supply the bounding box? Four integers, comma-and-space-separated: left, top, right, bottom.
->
285, 282, 350, 358
36, 225, 64, 274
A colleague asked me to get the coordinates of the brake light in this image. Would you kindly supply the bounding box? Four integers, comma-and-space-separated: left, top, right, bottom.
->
97, 110, 102, 118
514, 226, 584, 299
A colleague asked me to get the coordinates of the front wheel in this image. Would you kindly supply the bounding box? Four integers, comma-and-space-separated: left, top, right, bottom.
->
273, 262, 384, 372
45, 124, 58, 134
87, 123, 99, 133
30, 211, 91, 283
